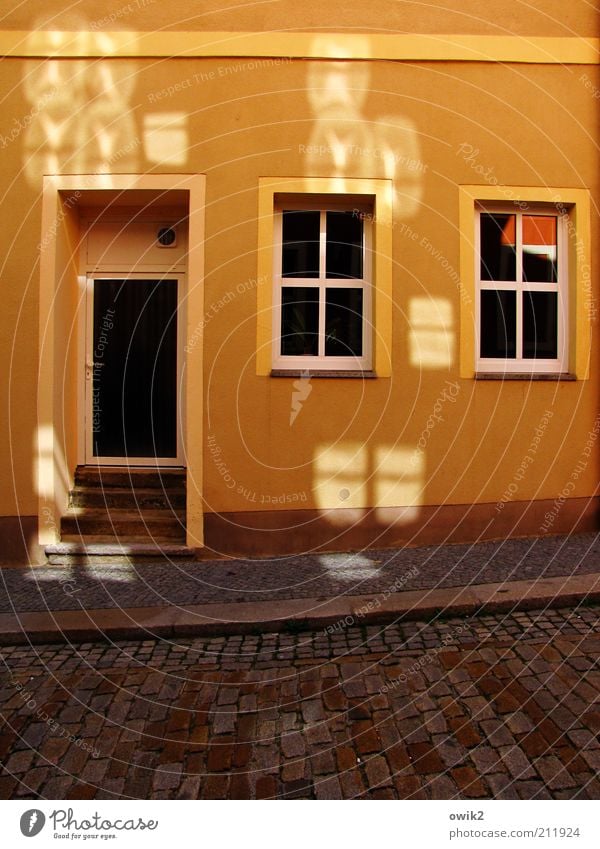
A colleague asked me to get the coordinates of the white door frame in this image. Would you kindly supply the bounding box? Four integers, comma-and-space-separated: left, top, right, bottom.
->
83, 271, 186, 467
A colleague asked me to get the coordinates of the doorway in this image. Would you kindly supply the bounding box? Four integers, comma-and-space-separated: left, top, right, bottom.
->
85, 273, 185, 465
37, 175, 205, 552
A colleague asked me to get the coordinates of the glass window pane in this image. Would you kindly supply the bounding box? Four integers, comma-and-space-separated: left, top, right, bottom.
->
522, 215, 557, 283
281, 287, 319, 355
480, 213, 516, 281
282, 210, 320, 278
326, 211, 363, 279
523, 292, 558, 358
480, 290, 516, 358
93, 279, 178, 458
325, 288, 363, 357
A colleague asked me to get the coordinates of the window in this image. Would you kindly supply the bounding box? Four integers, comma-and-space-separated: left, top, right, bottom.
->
257, 178, 392, 377
476, 205, 567, 374
273, 199, 372, 370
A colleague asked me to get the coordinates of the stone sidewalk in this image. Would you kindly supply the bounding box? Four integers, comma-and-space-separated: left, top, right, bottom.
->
2, 532, 600, 614
1, 604, 600, 799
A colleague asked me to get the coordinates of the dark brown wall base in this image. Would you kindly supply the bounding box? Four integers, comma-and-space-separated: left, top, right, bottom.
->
0, 516, 45, 565
202, 497, 600, 558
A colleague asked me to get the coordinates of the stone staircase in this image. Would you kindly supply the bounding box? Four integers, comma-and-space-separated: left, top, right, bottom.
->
45, 466, 195, 566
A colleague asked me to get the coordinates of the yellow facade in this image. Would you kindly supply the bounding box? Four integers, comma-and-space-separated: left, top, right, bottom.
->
0, 3, 598, 562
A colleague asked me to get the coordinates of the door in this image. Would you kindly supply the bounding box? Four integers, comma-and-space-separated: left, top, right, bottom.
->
85, 273, 184, 466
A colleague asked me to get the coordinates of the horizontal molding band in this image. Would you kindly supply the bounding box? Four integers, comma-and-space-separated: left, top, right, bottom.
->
0, 31, 598, 63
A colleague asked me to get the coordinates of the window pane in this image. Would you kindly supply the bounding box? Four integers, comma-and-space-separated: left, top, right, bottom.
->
522, 215, 557, 283
523, 292, 558, 358
325, 288, 363, 357
281, 287, 319, 355
480, 290, 516, 358
326, 211, 363, 279
480, 213, 516, 281
282, 210, 320, 277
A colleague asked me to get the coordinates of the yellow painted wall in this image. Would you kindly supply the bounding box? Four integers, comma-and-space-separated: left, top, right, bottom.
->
0, 15, 598, 542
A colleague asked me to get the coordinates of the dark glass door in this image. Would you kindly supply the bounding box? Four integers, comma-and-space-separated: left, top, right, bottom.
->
91, 278, 178, 459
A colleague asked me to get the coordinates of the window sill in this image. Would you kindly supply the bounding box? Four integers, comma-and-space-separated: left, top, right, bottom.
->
475, 372, 576, 381
270, 369, 377, 379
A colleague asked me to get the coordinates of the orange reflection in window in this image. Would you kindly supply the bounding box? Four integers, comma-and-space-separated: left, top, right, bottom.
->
523, 215, 556, 247
500, 215, 516, 246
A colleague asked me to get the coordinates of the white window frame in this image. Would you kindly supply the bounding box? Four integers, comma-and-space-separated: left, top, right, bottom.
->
272, 197, 373, 371
475, 202, 568, 374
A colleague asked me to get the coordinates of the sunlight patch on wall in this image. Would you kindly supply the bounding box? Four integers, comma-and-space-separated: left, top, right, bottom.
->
314, 441, 368, 510
23, 25, 139, 186
35, 424, 72, 544
314, 441, 423, 512
143, 112, 189, 167
374, 445, 424, 508
409, 296, 455, 369
35, 424, 56, 500
304, 35, 424, 218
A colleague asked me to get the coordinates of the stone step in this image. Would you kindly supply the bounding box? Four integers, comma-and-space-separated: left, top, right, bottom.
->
59, 535, 187, 544
45, 541, 195, 566
61, 509, 185, 541
69, 486, 186, 509
74, 466, 186, 490
59, 467, 188, 557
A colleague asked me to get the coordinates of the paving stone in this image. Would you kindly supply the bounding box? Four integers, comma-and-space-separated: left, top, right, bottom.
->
281, 759, 307, 782
322, 684, 346, 711
451, 765, 488, 797
80, 758, 110, 785
479, 720, 516, 747
393, 773, 427, 799
364, 755, 392, 789
314, 774, 343, 799
152, 763, 183, 791
281, 732, 305, 759
300, 700, 326, 724
310, 750, 336, 775
212, 712, 237, 735
434, 737, 468, 769
498, 745, 536, 780
255, 775, 278, 799
535, 756, 579, 790
305, 723, 333, 745
515, 780, 552, 799
351, 721, 380, 755
427, 774, 459, 799
229, 773, 252, 799
469, 746, 501, 775
485, 772, 517, 798
200, 774, 230, 799
340, 769, 366, 798
282, 778, 313, 799
4, 750, 36, 775
207, 741, 234, 772
448, 716, 483, 748
505, 712, 536, 735
407, 742, 445, 774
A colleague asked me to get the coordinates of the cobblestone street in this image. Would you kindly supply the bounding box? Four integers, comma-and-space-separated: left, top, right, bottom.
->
1, 605, 600, 800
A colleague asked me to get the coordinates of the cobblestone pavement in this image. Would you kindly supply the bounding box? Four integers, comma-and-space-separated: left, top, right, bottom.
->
2, 532, 600, 613
1, 604, 600, 799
